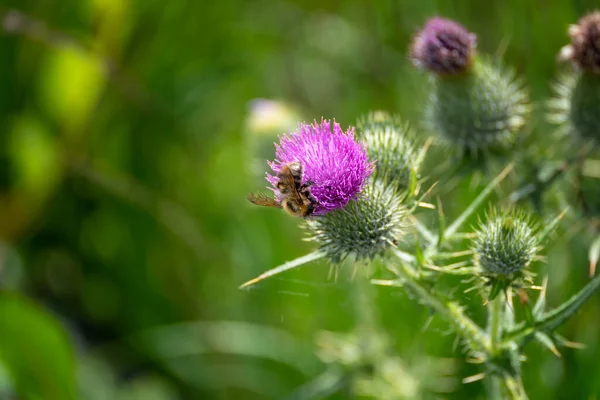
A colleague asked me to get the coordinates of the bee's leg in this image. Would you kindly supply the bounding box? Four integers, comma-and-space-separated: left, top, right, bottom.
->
300, 180, 315, 191
302, 188, 319, 205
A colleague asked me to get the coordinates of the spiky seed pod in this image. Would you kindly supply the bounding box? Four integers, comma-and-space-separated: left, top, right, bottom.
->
424, 58, 530, 155
473, 210, 538, 277
550, 13, 600, 143
305, 181, 408, 264
357, 112, 420, 191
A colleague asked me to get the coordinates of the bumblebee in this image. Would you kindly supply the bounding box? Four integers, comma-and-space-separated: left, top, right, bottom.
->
248, 162, 317, 217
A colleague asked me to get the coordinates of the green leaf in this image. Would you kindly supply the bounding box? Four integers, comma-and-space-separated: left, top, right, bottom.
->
239, 251, 325, 289
0, 294, 76, 400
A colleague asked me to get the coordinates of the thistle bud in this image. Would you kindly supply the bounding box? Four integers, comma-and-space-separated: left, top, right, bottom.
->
412, 17, 530, 155
473, 210, 539, 297
559, 12, 600, 74
357, 112, 420, 191
410, 17, 476, 75
550, 12, 600, 143
306, 181, 408, 264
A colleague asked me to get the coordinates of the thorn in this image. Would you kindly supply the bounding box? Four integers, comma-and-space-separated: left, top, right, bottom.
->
518, 288, 529, 305
463, 373, 486, 384
465, 358, 485, 364
424, 181, 439, 197
562, 340, 586, 350
548, 345, 562, 358
541, 276, 548, 294
239, 276, 263, 289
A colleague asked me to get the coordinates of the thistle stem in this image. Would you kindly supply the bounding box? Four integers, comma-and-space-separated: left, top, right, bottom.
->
391, 249, 489, 352
488, 296, 503, 356
485, 296, 521, 400
502, 372, 528, 400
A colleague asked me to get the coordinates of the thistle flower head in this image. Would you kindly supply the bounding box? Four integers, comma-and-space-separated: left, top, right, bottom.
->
473, 210, 539, 277
267, 119, 374, 215
306, 181, 408, 264
550, 13, 600, 142
357, 112, 420, 191
560, 12, 600, 74
410, 17, 477, 75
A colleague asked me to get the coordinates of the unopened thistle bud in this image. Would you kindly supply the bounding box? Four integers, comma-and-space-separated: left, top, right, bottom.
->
411, 17, 529, 155
473, 210, 539, 296
550, 12, 600, 143
357, 112, 420, 191
410, 17, 476, 75
306, 181, 408, 264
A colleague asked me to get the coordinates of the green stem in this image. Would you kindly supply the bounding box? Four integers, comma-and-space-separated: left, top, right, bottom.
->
488, 296, 503, 356
391, 249, 489, 352
505, 271, 600, 344
485, 296, 505, 399
502, 372, 528, 400
485, 370, 504, 400
486, 345, 528, 400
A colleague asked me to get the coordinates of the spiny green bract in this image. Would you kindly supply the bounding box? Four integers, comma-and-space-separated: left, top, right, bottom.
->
424, 58, 530, 155
357, 112, 420, 191
548, 73, 600, 143
305, 181, 407, 264
473, 210, 538, 276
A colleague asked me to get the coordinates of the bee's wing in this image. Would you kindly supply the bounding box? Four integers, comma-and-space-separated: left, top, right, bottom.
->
248, 192, 281, 208
279, 167, 303, 198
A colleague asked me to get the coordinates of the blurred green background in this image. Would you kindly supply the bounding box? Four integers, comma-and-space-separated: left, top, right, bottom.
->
1, 0, 600, 399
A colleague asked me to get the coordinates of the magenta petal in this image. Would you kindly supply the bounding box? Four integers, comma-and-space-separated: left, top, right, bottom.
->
267, 119, 374, 215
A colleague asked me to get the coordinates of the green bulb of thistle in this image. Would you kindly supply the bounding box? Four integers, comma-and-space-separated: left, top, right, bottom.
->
550, 12, 600, 143
472, 210, 540, 298
410, 17, 530, 155
357, 112, 421, 191
306, 180, 408, 264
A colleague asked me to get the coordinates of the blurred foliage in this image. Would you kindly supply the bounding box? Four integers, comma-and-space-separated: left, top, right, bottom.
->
1, 0, 600, 399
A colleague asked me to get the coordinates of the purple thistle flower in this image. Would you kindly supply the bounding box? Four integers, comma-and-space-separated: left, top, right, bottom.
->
410, 17, 477, 75
559, 12, 600, 73
267, 119, 374, 215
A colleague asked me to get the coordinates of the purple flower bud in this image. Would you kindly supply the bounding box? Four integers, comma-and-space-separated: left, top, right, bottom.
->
267, 119, 374, 215
559, 12, 600, 73
410, 17, 477, 75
